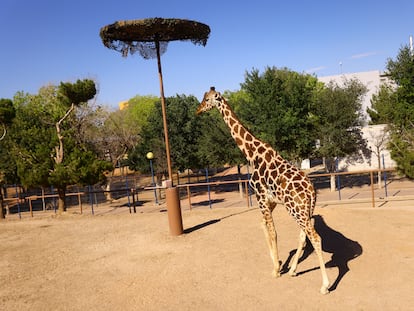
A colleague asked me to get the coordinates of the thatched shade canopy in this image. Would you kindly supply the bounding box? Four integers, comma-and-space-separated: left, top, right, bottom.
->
100, 18, 210, 58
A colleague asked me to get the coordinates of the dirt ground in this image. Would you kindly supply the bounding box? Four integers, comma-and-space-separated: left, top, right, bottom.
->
1, 185, 414, 310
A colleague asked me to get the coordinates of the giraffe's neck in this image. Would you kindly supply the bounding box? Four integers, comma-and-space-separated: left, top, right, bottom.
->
216, 99, 263, 162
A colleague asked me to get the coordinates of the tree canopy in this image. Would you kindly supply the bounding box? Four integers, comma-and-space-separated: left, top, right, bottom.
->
128, 95, 207, 173
238, 67, 318, 164
0, 98, 16, 141
313, 78, 368, 172
6, 81, 112, 213
368, 45, 414, 178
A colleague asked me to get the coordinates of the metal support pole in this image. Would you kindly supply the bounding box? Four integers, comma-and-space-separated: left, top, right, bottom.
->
205, 168, 212, 209
244, 180, 250, 207
165, 187, 183, 235
78, 192, 82, 214
336, 158, 341, 200
370, 171, 375, 208
187, 185, 192, 210
382, 154, 388, 197
155, 40, 173, 183
149, 159, 158, 204
15, 185, 21, 219
131, 188, 136, 213
155, 40, 183, 235
88, 185, 95, 215
29, 198, 33, 218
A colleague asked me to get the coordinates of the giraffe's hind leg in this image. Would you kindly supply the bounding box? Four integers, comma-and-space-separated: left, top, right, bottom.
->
306, 225, 330, 294
288, 229, 307, 277
260, 200, 281, 278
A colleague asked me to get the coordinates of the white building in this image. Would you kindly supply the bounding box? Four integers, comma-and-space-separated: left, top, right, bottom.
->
317, 71, 396, 171
318, 70, 390, 124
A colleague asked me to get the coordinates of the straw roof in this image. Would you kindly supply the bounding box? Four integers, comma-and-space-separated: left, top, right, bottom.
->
100, 18, 210, 58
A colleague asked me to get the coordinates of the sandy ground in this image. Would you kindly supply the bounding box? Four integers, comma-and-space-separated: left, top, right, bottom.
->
1, 183, 414, 310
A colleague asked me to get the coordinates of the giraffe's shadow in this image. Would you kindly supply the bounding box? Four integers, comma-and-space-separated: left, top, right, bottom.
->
281, 214, 363, 292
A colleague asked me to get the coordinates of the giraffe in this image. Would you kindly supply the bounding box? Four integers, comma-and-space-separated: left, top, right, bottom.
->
197, 87, 330, 294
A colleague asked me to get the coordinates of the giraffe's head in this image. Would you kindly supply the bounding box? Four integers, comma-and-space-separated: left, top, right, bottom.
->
196, 86, 223, 115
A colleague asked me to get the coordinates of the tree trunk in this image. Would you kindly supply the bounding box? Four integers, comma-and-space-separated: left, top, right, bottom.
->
54, 103, 74, 163
57, 187, 67, 214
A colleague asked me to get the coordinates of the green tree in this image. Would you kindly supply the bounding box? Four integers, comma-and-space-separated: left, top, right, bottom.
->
89, 96, 156, 200
0, 98, 16, 219
128, 95, 158, 133
0, 99, 16, 141
49, 79, 98, 212
368, 45, 414, 178
239, 67, 318, 164
10, 82, 111, 214
196, 91, 246, 167
314, 78, 368, 183
367, 84, 397, 124
11, 90, 56, 188
128, 95, 205, 173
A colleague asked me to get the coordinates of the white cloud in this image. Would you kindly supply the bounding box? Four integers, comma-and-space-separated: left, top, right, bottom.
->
350, 51, 378, 59
305, 66, 326, 74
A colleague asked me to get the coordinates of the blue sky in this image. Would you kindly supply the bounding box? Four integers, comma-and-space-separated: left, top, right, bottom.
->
1, 0, 413, 108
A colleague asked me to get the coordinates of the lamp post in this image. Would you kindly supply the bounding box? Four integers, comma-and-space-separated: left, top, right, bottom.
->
146, 152, 158, 204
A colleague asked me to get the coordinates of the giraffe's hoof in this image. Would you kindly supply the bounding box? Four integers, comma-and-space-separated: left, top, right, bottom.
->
320, 287, 330, 295
288, 270, 297, 277
272, 270, 281, 278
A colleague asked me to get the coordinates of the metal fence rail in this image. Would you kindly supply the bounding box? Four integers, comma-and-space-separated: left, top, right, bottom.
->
2, 168, 413, 219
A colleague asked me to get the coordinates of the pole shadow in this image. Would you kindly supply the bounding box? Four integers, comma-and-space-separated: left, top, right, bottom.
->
183, 208, 257, 234
191, 199, 225, 208
281, 214, 363, 292
184, 219, 221, 234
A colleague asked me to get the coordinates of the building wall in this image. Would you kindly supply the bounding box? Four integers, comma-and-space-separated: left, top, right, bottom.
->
318, 71, 396, 171
318, 70, 389, 124
338, 124, 396, 171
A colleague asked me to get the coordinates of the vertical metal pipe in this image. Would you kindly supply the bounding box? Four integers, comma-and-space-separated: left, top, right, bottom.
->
15, 185, 21, 219
245, 180, 250, 207
155, 40, 183, 235
370, 171, 375, 208
29, 198, 33, 218
78, 192, 82, 214
165, 187, 184, 235
336, 158, 341, 200
382, 154, 388, 197
187, 185, 192, 210
206, 168, 212, 209
88, 185, 94, 215
149, 159, 158, 204
131, 188, 136, 213
155, 40, 173, 184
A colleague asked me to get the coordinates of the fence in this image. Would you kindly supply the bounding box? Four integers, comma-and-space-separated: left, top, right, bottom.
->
175, 168, 409, 210
2, 168, 413, 219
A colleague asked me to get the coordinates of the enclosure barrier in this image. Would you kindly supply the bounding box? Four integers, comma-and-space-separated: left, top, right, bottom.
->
3, 168, 414, 219
176, 179, 251, 210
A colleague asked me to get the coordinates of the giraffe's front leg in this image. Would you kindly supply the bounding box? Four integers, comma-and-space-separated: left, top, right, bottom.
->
261, 207, 280, 278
